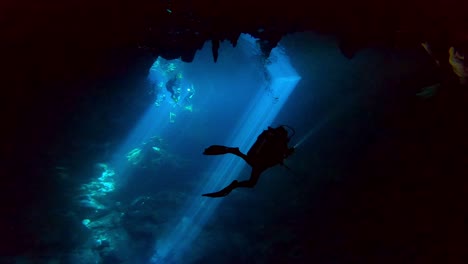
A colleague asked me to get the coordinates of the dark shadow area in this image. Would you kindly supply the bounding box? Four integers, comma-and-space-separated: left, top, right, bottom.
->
1, 1, 467, 263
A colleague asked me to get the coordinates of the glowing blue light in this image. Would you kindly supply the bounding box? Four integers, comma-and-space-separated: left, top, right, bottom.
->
103, 33, 300, 263
149, 34, 301, 263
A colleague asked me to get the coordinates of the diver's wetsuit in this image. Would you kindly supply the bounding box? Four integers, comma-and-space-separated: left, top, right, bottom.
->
202, 126, 295, 198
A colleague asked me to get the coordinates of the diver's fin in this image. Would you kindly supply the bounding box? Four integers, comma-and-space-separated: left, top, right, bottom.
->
203, 145, 232, 155
202, 190, 229, 198
202, 180, 238, 198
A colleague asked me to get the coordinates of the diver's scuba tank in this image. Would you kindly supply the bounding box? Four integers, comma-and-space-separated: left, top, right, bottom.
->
247, 126, 295, 157
247, 128, 271, 157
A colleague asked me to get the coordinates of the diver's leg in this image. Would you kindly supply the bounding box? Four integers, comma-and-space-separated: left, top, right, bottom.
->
228, 148, 251, 165
235, 167, 263, 188
202, 180, 238, 198
202, 167, 264, 198
203, 146, 250, 163
203, 145, 231, 155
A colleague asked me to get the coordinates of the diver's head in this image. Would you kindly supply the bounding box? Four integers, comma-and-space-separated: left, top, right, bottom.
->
275, 126, 287, 133
273, 126, 289, 139
276, 125, 296, 142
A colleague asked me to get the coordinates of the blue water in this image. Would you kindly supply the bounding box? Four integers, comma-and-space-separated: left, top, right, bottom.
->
8, 32, 443, 264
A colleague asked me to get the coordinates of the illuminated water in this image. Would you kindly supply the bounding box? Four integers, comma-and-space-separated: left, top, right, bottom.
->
8, 32, 446, 264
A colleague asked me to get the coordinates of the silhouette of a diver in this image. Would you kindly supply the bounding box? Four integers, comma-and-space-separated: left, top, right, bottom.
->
202, 125, 295, 198
165, 76, 179, 102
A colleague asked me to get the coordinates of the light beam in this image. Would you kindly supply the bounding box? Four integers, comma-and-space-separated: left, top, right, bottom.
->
150, 34, 301, 264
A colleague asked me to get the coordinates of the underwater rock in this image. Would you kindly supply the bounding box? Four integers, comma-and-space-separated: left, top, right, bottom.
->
125, 136, 176, 169
64, 248, 101, 264
84, 212, 122, 230
79, 163, 116, 199
121, 196, 164, 239
449, 46, 468, 84
417, 83, 440, 99
93, 238, 110, 250
77, 195, 108, 210
93, 227, 132, 264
